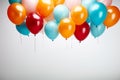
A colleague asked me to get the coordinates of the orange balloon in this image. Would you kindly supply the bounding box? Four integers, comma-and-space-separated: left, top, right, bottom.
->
59, 18, 75, 39
36, 0, 54, 18
7, 3, 26, 25
104, 6, 120, 28
53, 0, 65, 6
71, 5, 88, 25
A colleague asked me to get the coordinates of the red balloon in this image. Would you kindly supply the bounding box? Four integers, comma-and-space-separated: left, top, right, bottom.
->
74, 22, 90, 42
26, 13, 44, 35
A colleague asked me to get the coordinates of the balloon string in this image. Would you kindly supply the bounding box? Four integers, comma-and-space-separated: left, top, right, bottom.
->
42, 32, 45, 48
66, 39, 67, 48
34, 36, 36, 53
19, 34, 22, 45
71, 37, 73, 48
97, 38, 99, 44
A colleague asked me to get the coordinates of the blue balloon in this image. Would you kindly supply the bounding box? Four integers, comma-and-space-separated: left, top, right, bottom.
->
53, 5, 69, 23
89, 2, 107, 25
90, 23, 106, 38
9, 0, 21, 4
44, 21, 59, 41
16, 22, 30, 36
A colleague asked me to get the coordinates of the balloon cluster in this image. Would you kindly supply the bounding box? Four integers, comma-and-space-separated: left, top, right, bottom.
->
7, 0, 120, 41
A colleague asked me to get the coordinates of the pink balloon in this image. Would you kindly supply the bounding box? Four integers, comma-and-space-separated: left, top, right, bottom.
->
65, 0, 81, 10
22, 0, 38, 15
98, 0, 112, 6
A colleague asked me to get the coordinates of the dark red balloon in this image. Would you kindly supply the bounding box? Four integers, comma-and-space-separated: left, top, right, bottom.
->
74, 22, 90, 42
26, 13, 44, 35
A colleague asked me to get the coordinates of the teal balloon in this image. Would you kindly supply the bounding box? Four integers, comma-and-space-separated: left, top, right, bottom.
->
89, 2, 107, 25
90, 23, 105, 38
53, 5, 69, 23
16, 22, 30, 36
9, 0, 21, 4
82, 0, 96, 10
44, 21, 59, 41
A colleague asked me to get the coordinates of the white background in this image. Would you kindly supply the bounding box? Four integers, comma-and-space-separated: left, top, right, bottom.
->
0, 0, 120, 80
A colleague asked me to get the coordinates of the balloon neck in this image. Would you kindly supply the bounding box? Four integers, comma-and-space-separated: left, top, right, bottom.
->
79, 41, 81, 43
107, 27, 109, 29
34, 34, 36, 37
52, 40, 54, 42
65, 38, 67, 40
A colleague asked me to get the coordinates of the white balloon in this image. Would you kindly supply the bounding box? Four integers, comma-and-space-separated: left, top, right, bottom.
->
22, 0, 38, 15
65, 0, 81, 10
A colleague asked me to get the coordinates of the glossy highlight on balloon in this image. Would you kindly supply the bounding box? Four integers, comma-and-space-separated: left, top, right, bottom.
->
104, 6, 120, 28
36, 0, 54, 18
71, 5, 88, 25
26, 13, 44, 35
59, 18, 75, 39
7, 3, 26, 25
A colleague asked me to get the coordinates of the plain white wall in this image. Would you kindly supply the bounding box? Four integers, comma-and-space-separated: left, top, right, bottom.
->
0, 0, 120, 80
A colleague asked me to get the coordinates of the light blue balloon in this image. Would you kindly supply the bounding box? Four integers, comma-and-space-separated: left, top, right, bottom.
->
53, 5, 69, 23
9, 0, 21, 4
44, 21, 59, 41
89, 2, 107, 25
82, 0, 96, 10
90, 23, 106, 38
16, 22, 30, 36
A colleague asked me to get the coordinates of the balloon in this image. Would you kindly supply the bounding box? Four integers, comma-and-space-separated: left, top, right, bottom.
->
26, 13, 44, 35
16, 22, 30, 36
65, 0, 81, 10
9, 0, 21, 4
7, 3, 26, 25
74, 22, 90, 42
36, 0, 54, 18
53, 0, 65, 6
71, 5, 88, 25
97, 0, 112, 6
82, 0, 96, 10
59, 18, 75, 39
104, 6, 120, 28
89, 2, 107, 25
91, 23, 105, 38
53, 5, 69, 23
22, 0, 38, 15
45, 21, 59, 41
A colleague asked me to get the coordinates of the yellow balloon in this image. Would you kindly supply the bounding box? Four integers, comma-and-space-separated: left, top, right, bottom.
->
36, 0, 54, 18
59, 18, 75, 39
71, 5, 88, 25
7, 3, 26, 25
53, 0, 65, 6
